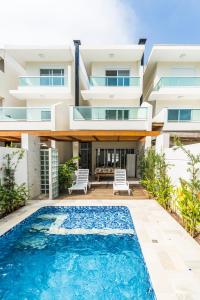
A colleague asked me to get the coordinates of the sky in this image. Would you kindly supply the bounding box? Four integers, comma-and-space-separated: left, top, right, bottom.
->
0, 0, 200, 57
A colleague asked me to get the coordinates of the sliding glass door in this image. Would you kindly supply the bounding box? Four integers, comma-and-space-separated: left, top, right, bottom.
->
96, 148, 134, 169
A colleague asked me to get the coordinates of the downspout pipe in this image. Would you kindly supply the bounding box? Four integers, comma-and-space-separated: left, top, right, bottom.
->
138, 38, 147, 105
73, 40, 81, 106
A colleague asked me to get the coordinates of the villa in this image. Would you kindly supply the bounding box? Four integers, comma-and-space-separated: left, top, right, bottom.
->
0, 41, 200, 299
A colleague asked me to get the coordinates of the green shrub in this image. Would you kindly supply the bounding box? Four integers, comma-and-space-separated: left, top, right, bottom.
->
154, 154, 173, 210
58, 157, 79, 192
175, 138, 200, 237
139, 148, 173, 210
0, 150, 29, 217
139, 148, 158, 197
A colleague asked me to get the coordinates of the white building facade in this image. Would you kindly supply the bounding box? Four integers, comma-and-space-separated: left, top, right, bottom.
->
2, 42, 199, 178
144, 45, 200, 147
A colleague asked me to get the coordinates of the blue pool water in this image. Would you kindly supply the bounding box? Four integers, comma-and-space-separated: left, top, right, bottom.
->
0, 206, 156, 300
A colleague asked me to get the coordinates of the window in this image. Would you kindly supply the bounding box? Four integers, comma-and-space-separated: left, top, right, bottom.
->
179, 109, 191, 121
96, 148, 134, 168
0, 57, 4, 72
168, 109, 191, 122
168, 109, 179, 121
105, 69, 130, 86
105, 110, 117, 120
41, 110, 51, 121
40, 69, 64, 86
105, 109, 129, 120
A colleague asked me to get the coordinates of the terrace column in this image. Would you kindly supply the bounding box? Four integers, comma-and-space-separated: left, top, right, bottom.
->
21, 134, 41, 198
155, 133, 170, 154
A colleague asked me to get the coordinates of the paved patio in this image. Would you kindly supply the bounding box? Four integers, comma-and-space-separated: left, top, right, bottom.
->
0, 199, 200, 300
58, 181, 149, 200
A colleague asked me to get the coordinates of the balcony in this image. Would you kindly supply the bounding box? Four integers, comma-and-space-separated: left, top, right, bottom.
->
149, 77, 200, 101
70, 106, 149, 130
153, 108, 200, 131
81, 76, 142, 101
90, 76, 140, 87
0, 107, 53, 130
9, 76, 72, 101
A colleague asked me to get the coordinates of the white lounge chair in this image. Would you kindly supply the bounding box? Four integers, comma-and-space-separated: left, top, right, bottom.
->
113, 169, 131, 195
68, 169, 90, 194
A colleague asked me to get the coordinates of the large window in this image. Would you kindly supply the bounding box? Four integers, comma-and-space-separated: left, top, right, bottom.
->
105, 109, 129, 120
40, 69, 64, 86
168, 109, 191, 121
105, 70, 130, 86
96, 148, 134, 169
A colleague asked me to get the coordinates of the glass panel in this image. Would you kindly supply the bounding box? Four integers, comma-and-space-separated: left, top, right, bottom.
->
118, 70, 130, 76
89, 77, 139, 87
105, 110, 117, 120
73, 107, 147, 121
40, 69, 51, 76
155, 77, 200, 90
107, 77, 117, 86
96, 149, 105, 167
117, 77, 124, 86
168, 109, 179, 121
124, 77, 130, 86
179, 109, 191, 121
191, 110, 200, 121
41, 110, 51, 121
0, 108, 51, 121
19, 76, 67, 87
106, 149, 115, 167
106, 70, 117, 76
52, 69, 64, 86
115, 149, 121, 168
124, 110, 129, 120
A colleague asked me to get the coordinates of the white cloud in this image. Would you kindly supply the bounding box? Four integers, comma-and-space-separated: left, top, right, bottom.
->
0, 0, 138, 45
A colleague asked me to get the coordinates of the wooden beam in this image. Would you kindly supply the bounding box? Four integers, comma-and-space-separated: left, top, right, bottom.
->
0, 136, 20, 142
0, 130, 160, 142
92, 136, 98, 141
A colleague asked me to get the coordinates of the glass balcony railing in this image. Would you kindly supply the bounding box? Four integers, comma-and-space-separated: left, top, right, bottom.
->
73, 107, 147, 121
154, 77, 200, 90
0, 107, 51, 121
19, 76, 67, 87
168, 109, 200, 122
90, 76, 140, 87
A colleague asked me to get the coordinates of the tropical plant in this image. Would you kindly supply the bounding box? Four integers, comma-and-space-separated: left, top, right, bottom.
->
154, 153, 173, 211
139, 147, 173, 210
0, 150, 29, 216
139, 148, 158, 197
58, 157, 79, 192
175, 138, 200, 237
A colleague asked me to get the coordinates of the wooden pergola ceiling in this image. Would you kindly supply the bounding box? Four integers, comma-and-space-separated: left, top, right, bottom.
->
0, 130, 160, 142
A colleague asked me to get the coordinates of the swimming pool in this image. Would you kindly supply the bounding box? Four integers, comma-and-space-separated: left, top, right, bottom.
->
0, 206, 156, 299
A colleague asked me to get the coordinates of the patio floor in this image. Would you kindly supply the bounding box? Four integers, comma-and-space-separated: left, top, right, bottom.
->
57, 181, 149, 200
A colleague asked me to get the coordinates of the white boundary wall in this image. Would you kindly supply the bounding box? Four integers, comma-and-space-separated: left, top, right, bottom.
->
164, 143, 200, 187
0, 147, 28, 186
0, 134, 41, 199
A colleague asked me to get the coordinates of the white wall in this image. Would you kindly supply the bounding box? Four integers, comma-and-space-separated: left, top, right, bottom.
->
91, 61, 140, 77
144, 61, 200, 104
154, 99, 200, 116
164, 143, 200, 187
0, 146, 28, 187
1, 59, 25, 107
25, 61, 70, 76
21, 134, 41, 198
